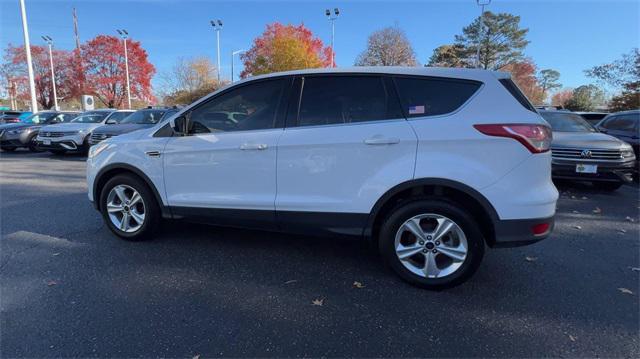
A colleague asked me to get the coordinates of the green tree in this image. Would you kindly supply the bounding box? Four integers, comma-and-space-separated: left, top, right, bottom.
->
564, 85, 605, 111
454, 12, 529, 70
608, 81, 640, 111
355, 26, 418, 66
537, 69, 561, 98
426, 44, 471, 68
586, 48, 639, 111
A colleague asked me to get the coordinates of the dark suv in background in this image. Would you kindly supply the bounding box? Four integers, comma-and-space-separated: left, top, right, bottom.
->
596, 110, 639, 171
0, 111, 78, 152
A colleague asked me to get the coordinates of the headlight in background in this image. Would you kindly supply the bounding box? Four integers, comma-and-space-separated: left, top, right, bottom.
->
621, 148, 635, 159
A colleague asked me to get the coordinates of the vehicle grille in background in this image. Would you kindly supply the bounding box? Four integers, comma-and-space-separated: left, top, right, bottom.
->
90, 133, 116, 144
551, 147, 623, 160
40, 131, 73, 138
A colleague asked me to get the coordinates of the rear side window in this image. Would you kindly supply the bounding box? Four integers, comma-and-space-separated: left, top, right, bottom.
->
297, 75, 402, 127
601, 115, 638, 131
394, 77, 481, 118
499, 79, 537, 113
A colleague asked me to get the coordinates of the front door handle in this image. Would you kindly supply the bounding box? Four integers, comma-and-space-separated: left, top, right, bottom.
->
145, 150, 161, 157
364, 136, 401, 145
239, 143, 268, 150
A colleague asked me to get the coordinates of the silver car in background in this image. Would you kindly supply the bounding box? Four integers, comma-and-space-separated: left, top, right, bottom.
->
540, 110, 636, 191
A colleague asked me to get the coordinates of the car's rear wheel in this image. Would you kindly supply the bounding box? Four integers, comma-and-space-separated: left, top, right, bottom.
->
1, 146, 16, 152
592, 181, 623, 191
379, 198, 485, 289
100, 174, 160, 241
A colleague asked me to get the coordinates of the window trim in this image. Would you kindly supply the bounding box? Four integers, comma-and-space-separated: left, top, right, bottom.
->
289, 73, 406, 129
391, 75, 484, 120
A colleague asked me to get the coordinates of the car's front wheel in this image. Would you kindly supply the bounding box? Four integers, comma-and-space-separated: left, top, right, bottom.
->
379, 199, 485, 289
27, 135, 41, 152
100, 174, 160, 241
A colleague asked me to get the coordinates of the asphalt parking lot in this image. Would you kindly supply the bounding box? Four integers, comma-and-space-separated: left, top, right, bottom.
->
1, 150, 639, 357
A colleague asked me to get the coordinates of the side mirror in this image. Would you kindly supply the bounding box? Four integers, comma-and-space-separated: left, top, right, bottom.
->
106, 119, 117, 125
170, 113, 190, 136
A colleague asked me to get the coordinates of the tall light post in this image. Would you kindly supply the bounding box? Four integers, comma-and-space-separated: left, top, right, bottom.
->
476, 0, 491, 69
41, 36, 58, 110
116, 29, 132, 109
19, 0, 38, 112
231, 49, 246, 83
210, 20, 223, 83
325, 8, 339, 68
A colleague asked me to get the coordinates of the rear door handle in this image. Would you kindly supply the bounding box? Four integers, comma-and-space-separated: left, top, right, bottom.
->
145, 151, 161, 157
364, 137, 400, 145
239, 143, 268, 150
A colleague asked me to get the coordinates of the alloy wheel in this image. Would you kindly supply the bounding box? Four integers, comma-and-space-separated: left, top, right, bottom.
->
394, 214, 468, 279
106, 184, 146, 233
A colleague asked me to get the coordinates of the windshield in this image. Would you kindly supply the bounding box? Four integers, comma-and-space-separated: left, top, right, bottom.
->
120, 110, 166, 124
541, 112, 596, 132
71, 112, 110, 124
23, 112, 59, 124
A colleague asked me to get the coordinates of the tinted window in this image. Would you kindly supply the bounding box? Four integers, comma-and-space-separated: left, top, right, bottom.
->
395, 77, 481, 118
188, 79, 285, 134
499, 79, 537, 113
61, 113, 78, 122
298, 76, 401, 127
540, 112, 595, 132
24, 112, 58, 124
72, 111, 110, 123
107, 112, 133, 123
121, 110, 165, 125
602, 114, 638, 131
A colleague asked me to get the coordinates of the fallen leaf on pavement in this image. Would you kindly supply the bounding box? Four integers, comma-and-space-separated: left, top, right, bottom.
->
592, 207, 602, 214
312, 298, 324, 306
617, 229, 627, 234
581, 196, 588, 200
52, 252, 60, 256
572, 210, 579, 214
525, 256, 538, 262
617, 288, 634, 295
284, 280, 298, 285
569, 335, 577, 342
631, 267, 640, 272
571, 195, 576, 199
353, 281, 365, 288
46, 280, 57, 286
625, 216, 634, 222
573, 225, 582, 230
193, 355, 200, 359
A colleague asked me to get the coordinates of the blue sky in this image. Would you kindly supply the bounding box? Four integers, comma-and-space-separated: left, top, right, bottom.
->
1, 0, 638, 95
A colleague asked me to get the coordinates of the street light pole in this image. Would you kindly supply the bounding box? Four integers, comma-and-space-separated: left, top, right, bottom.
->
210, 20, 223, 83
42, 36, 58, 110
231, 49, 246, 83
476, 0, 491, 69
325, 8, 339, 68
117, 29, 132, 109
18, 0, 38, 112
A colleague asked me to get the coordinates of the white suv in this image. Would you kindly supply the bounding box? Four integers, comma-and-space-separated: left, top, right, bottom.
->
87, 67, 558, 289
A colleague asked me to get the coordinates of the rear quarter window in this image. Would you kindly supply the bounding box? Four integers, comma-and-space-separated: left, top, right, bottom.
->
393, 76, 481, 118
499, 79, 537, 113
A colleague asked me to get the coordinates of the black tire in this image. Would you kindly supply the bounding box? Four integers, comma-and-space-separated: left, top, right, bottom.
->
378, 198, 485, 290
49, 149, 66, 155
1, 146, 16, 152
593, 181, 623, 191
99, 174, 160, 241
27, 135, 42, 152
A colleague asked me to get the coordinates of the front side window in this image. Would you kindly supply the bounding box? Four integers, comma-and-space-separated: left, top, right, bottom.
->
395, 77, 482, 118
540, 112, 595, 132
121, 110, 165, 125
297, 76, 401, 127
71, 111, 110, 123
187, 79, 285, 134
60, 114, 77, 122
24, 112, 58, 124
602, 114, 638, 131
107, 111, 133, 123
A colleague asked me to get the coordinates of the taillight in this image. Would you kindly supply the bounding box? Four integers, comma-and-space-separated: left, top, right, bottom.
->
474, 124, 552, 154
531, 222, 551, 236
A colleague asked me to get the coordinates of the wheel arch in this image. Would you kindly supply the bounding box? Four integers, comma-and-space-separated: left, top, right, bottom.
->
93, 163, 171, 218
364, 178, 499, 247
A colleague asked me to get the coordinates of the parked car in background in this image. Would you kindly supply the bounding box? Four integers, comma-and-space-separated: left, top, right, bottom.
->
89, 107, 177, 146
576, 112, 609, 126
36, 109, 131, 154
0, 111, 32, 124
540, 110, 636, 191
0, 111, 78, 152
595, 110, 639, 174
87, 67, 558, 289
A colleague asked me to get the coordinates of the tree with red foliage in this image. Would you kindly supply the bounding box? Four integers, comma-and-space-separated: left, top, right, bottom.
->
1, 44, 76, 109
501, 60, 545, 105
552, 89, 574, 108
241, 23, 331, 78
81, 35, 155, 108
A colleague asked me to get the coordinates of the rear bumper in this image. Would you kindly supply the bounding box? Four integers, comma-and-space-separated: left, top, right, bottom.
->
551, 161, 635, 183
493, 216, 555, 248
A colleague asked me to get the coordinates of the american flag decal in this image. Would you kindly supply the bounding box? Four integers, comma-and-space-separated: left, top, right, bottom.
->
408, 105, 425, 115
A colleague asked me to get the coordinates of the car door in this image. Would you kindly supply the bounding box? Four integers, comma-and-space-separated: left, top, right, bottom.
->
275, 74, 417, 235
162, 77, 290, 229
